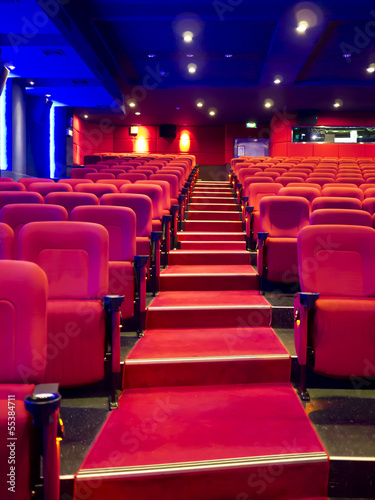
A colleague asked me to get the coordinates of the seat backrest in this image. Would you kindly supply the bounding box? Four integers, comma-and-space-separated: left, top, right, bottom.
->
0, 182, 26, 191
275, 176, 304, 186
58, 178, 94, 188
310, 208, 372, 227
287, 182, 322, 191
19, 221, 109, 299
364, 188, 375, 199
97, 179, 132, 189
85, 172, 116, 181
306, 178, 334, 187
335, 177, 363, 187
298, 225, 375, 296
29, 182, 73, 196
0, 191, 44, 210
71, 167, 97, 179
321, 186, 364, 201
0, 223, 14, 259
44, 192, 99, 218
101, 193, 152, 237
249, 183, 282, 211
311, 196, 362, 211
278, 187, 320, 204
74, 183, 118, 196
238, 168, 262, 184
149, 173, 179, 199
260, 196, 310, 237
119, 184, 163, 219
103, 168, 126, 177
0, 204, 68, 258
118, 173, 148, 183
0, 260, 48, 383
136, 180, 171, 209
71, 206, 136, 262
137, 165, 159, 174
18, 178, 55, 189
0, 177, 15, 183
362, 198, 375, 215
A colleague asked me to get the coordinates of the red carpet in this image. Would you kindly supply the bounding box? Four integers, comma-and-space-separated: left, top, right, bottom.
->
74, 180, 329, 499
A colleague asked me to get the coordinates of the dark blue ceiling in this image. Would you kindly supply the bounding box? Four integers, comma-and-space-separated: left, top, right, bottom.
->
1, 0, 375, 124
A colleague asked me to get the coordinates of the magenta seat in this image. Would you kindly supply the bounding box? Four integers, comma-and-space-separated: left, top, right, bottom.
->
150, 173, 180, 203
310, 208, 372, 227
0, 223, 14, 259
306, 178, 334, 187
85, 172, 116, 182
71, 206, 138, 321
103, 168, 126, 177
312, 197, 362, 211
278, 187, 320, 206
275, 176, 303, 186
238, 168, 262, 184
0, 177, 15, 183
0, 182, 26, 191
29, 182, 73, 196
118, 173, 148, 183
19, 221, 114, 387
45, 192, 99, 218
74, 183, 118, 197
362, 198, 375, 215
136, 165, 159, 174
18, 178, 54, 189
0, 204, 68, 258
257, 196, 310, 286
71, 167, 97, 179
247, 183, 282, 244
120, 183, 164, 225
97, 179, 132, 189
115, 165, 135, 173
58, 178, 94, 188
0, 191, 44, 209
321, 186, 364, 202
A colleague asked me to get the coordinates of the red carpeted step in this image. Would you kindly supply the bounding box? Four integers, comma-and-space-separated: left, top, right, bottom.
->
160, 264, 256, 290
168, 250, 250, 266
196, 182, 231, 187
187, 211, 241, 221
180, 240, 246, 250
178, 231, 246, 241
75, 383, 329, 500
184, 220, 243, 232
146, 290, 271, 328
189, 203, 238, 211
191, 195, 235, 203
123, 327, 290, 388
193, 189, 233, 195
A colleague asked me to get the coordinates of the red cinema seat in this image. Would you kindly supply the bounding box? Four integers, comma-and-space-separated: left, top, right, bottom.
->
0, 177, 15, 182
243, 176, 274, 197
246, 183, 282, 248
264, 167, 287, 175
71, 168, 97, 179
306, 178, 334, 187
0, 222, 14, 259
85, 172, 116, 182
161, 168, 184, 189
29, 182, 73, 196
238, 168, 262, 184
19, 221, 123, 389
45, 192, 99, 218
118, 173, 148, 183
97, 179, 132, 189
0, 182, 26, 191
278, 187, 320, 206
58, 178, 94, 188
71, 206, 146, 329
294, 225, 375, 400
101, 193, 160, 294
312, 197, 362, 211
321, 186, 364, 202
282, 172, 309, 180
116, 165, 135, 173
134, 169, 154, 178
364, 188, 375, 198
103, 168, 126, 177
257, 196, 310, 290
136, 165, 159, 174
310, 208, 372, 227
335, 177, 364, 187
275, 176, 304, 186
287, 182, 322, 192
149, 173, 180, 247
89, 165, 108, 172
120, 183, 164, 230
255, 171, 280, 180
74, 183, 118, 197
0, 191, 44, 209
362, 198, 375, 215
0, 260, 63, 500
18, 177, 55, 189
0, 204, 68, 258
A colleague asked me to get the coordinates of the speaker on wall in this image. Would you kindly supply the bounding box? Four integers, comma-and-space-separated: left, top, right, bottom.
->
297, 109, 319, 126
0, 65, 10, 96
159, 124, 177, 138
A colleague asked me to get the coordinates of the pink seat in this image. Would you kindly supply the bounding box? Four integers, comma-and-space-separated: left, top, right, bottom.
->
306, 178, 334, 187
335, 177, 363, 187
19, 221, 123, 388
246, 183, 282, 246
58, 178, 94, 188
97, 179, 132, 189
136, 165, 159, 174
362, 198, 375, 215
115, 165, 135, 173
44, 192, 99, 218
85, 172, 116, 181
0, 191, 44, 209
295, 225, 375, 399
287, 182, 321, 192
103, 168, 126, 177
282, 172, 309, 180
0, 177, 15, 183
0, 204, 68, 258
71, 168, 97, 179
0, 182, 26, 191
311, 197, 362, 211
74, 183, 118, 197
0, 260, 61, 499
321, 186, 364, 202
118, 173, 148, 183
18, 177, 54, 189
278, 187, 320, 206
310, 209, 372, 227
364, 188, 375, 199
0, 223, 14, 259
71, 206, 141, 324
275, 176, 304, 186
257, 196, 310, 288
238, 168, 262, 184
29, 182, 73, 196
120, 184, 164, 226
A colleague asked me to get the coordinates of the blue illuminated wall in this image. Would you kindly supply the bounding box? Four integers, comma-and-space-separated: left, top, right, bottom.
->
0, 79, 12, 172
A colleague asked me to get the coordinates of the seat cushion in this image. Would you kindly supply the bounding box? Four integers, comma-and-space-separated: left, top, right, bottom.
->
45, 300, 105, 387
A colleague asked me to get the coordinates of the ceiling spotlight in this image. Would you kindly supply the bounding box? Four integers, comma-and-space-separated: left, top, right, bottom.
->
273, 75, 283, 84
45, 94, 51, 98
333, 103, 340, 108
208, 107, 217, 116
296, 21, 308, 33
29, 81, 35, 86
188, 63, 197, 74
176, 106, 180, 110
225, 54, 233, 58
128, 101, 136, 108
183, 31, 193, 43
186, 54, 194, 58
5, 64, 15, 71
196, 101, 204, 107
84, 114, 88, 119
264, 99, 274, 108
148, 54, 156, 58
334, 99, 343, 108
135, 112, 141, 115
367, 64, 375, 73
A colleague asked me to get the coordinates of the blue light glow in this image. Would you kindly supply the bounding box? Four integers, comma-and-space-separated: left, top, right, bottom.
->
49, 101, 56, 178
0, 83, 7, 171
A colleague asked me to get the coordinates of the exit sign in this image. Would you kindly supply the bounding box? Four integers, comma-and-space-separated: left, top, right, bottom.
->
246, 122, 257, 128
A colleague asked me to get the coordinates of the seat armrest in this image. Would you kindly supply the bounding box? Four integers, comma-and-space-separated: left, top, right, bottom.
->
134, 256, 149, 333
256, 232, 268, 277
294, 292, 319, 366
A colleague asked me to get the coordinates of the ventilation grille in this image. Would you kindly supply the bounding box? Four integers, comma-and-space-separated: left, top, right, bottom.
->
41, 49, 66, 57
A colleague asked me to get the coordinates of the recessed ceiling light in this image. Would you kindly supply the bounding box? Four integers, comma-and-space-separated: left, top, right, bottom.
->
208, 107, 217, 116
296, 21, 308, 33
6, 64, 15, 71
129, 101, 136, 107
183, 31, 193, 43
225, 54, 233, 58
333, 103, 340, 108
84, 114, 88, 119
29, 81, 35, 85
342, 53, 351, 58
186, 54, 194, 58
46, 94, 51, 98
334, 99, 343, 108
264, 99, 274, 108
196, 101, 204, 107
160, 70, 166, 76
367, 64, 375, 73
273, 77, 282, 84
176, 106, 180, 110
148, 54, 156, 58
135, 112, 141, 115
188, 63, 197, 74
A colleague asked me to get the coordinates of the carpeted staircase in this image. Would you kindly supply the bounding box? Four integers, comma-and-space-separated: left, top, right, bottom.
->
74, 180, 329, 500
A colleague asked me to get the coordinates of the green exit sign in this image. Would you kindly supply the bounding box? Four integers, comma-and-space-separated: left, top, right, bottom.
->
246, 122, 257, 128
